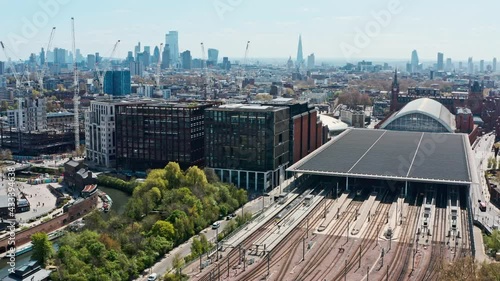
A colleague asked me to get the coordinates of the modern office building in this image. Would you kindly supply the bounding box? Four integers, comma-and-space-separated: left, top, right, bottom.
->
208, 48, 219, 65
0, 61, 4, 75
165, 31, 179, 66
7, 97, 47, 132
162, 44, 171, 69
181, 51, 192, 70
115, 101, 215, 171
411, 50, 419, 73
205, 104, 290, 190
129, 61, 144, 77
103, 70, 131, 96
480, 60, 485, 73
307, 53, 315, 69
258, 98, 327, 164
85, 100, 124, 168
437, 52, 444, 71
87, 54, 96, 69
493, 58, 497, 73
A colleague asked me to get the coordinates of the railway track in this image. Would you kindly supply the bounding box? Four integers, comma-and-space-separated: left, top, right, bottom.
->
195, 190, 316, 281
323, 192, 393, 281
382, 194, 420, 281
420, 206, 446, 281
235, 198, 331, 281
297, 201, 364, 281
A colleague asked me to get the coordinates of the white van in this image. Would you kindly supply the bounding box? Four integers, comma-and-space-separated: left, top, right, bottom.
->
147, 273, 158, 281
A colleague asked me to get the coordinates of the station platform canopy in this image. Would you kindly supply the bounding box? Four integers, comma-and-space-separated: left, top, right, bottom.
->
287, 128, 472, 185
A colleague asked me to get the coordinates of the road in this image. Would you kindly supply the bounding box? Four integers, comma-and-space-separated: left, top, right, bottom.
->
135, 178, 294, 280
470, 132, 500, 228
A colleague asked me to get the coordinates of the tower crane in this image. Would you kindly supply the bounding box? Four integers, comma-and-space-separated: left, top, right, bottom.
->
37, 27, 56, 92
239, 41, 250, 91
0, 41, 20, 90
95, 40, 120, 96
154, 43, 163, 98
200, 42, 210, 98
71, 17, 80, 152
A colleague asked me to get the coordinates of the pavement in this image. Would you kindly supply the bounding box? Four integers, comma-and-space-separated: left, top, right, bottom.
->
135, 178, 295, 280
473, 226, 491, 263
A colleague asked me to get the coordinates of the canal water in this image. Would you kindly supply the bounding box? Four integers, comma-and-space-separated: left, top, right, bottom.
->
0, 186, 131, 277
0, 242, 60, 279
97, 185, 130, 215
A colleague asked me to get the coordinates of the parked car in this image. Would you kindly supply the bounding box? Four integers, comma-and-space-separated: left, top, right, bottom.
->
147, 273, 158, 281
212, 222, 220, 229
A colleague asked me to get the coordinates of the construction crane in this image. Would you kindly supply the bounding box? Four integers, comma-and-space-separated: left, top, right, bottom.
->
0, 41, 20, 89
36, 27, 56, 92
71, 17, 80, 152
95, 40, 120, 96
200, 42, 209, 98
243, 40, 250, 66
239, 41, 250, 91
154, 43, 163, 98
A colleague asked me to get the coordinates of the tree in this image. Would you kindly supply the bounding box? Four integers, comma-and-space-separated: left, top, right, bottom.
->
172, 253, 184, 276
437, 256, 476, 281
484, 230, 500, 254
477, 262, 500, 281
164, 162, 184, 188
184, 166, 208, 188
31, 232, 54, 266
151, 220, 175, 241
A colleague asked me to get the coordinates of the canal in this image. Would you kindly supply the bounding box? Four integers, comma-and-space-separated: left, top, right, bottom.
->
0, 243, 60, 279
97, 185, 131, 215
0, 186, 131, 277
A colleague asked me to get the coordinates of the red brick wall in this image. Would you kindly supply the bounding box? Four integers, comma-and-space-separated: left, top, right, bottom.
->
316, 122, 322, 149
0, 193, 98, 252
309, 110, 317, 153
293, 117, 302, 163
301, 115, 308, 160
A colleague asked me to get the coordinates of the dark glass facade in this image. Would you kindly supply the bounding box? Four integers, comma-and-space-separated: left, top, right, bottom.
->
204, 105, 290, 190
115, 103, 213, 171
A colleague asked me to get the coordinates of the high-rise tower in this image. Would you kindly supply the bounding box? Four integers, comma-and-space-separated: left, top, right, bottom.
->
411, 50, 419, 73
296, 35, 304, 69
166, 31, 179, 67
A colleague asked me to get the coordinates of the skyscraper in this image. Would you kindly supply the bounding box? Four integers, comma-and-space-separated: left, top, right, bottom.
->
437, 52, 444, 71
134, 42, 141, 61
153, 46, 160, 64
493, 58, 497, 73
445, 58, 452, 72
87, 54, 96, 69
411, 50, 419, 73
296, 35, 304, 69
103, 70, 131, 96
480, 60, 485, 73
126, 51, 134, 63
307, 53, 315, 69
468, 57, 473, 74
0, 61, 4, 75
40, 48, 45, 66
208, 48, 219, 65
166, 31, 179, 67
181, 50, 192, 70
54, 48, 66, 64
162, 44, 171, 69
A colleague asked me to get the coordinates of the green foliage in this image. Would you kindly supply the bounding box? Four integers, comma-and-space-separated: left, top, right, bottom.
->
97, 174, 137, 195
53, 162, 248, 280
31, 232, 54, 267
484, 230, 500, 255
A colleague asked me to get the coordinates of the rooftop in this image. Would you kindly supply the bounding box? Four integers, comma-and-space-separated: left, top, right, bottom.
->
381, 98, 456, 132
287, 128, 471, 184
209, 104, 287, 112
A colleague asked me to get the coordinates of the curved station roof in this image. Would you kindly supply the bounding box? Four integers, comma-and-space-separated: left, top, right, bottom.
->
381, 98, 456, 133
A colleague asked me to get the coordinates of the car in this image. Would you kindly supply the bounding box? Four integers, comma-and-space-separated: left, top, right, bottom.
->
212, 222, 220, 229
230, 213, 237, 218
226, 216, 231, 220
147, 273, 158, 281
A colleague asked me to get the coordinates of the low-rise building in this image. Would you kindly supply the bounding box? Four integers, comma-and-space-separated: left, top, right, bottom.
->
63, 159, 96, 192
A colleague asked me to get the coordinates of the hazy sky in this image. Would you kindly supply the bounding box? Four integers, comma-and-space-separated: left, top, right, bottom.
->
1, 0, 500, 64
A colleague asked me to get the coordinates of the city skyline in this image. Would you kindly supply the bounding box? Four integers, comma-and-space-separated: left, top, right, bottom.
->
1, 0, 500, 62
